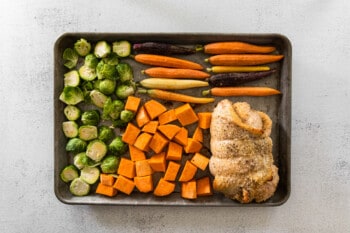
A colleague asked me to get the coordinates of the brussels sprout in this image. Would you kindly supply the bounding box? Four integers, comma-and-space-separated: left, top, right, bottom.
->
112, 119, 128, 128
116, 84, 135, 99
108, 136, 127, 155
103, 52, 119, 65
81, 110, 100, 126
98, 125, 115, 142
64, 105, 81, 121
102, 98, 124, 120
60, 165, 79, 183
70, 177, 90, 196
90, 90, 108, 108
84, 54, 99, 69
66, 138, 87, 153
63, 48, 79, 69
79, 65, 97, 81
80, 166, 100, 184
73, 152, 94, 170
100, 155, 120, 173
78, 125, 98, 141
74, 38, 91, 56
59, 86, 84, 105
96, 61, 117, 80
64, 70, 80, 87
112, 40, 131, 57
99, 79, 116, 95
86, 139, 108, 162
116, 63, 133, 83
62, 121, 79, 138
94, 41, 111, 58
120, 110, 134, 123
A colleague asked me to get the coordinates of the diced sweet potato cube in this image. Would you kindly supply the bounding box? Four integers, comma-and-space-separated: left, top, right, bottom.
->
148, 152, 167, 172
135, 159, 153, 177
190, 152, 209, 171
173, 127, 188, 146
175, 103, 198, 126
134, 175, 153, 193
144, 99, 167, 120
197, 112, 212, 129
141, 121, 159, 134
153, 178, 175, 197
96, 183, 117, 197
99, 174, 115, 186
157, 124, 181, 140
113, 175, 135, 195
136, 106, 150, 128
196, 176, 213, 196
129, 145, 146, 161
125, 96, 141, 113
166, 141, 182, 161
181, 180, 197, 199
117, 157, 135, 179
164, 161, 181, 181
158, 109, 177, 125
192, 126, 203, 143
133, 132, 153, 152
122, 123, 141, 145
149, 132, 169, 154
184, 138, 202, 153
178, 160, 197, 182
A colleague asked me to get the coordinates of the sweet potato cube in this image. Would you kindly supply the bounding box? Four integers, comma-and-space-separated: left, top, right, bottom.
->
181, 180, 197, 200
144, 99, 167, 120
166, 141, 182, 161
133, 132, 153, 152
175, 103, 198, 126
190, 152, 209, 171
192, 126, 203, 143
197, 112, 212, 129
134, 175, 153, 193
178, 160, 197, 182
96, 183, 117, 197
149, 132, 169, 154
122, 123, 141, 145
157, 124, 181, 140
113, 175, 135, 195
136, 106, 150, 128
129, 145, 146, 161
196, 176, 213, 196
184, 138, 202, 153
148, 152, 167, 172
158, 109, 177, 125
173, 127, 188, 146
117, 157, 135, 179
99, 174, 115, 186
125, 96, 141, 113
153, 178, 175, 197
135, 160, 153, 177
164, 161, 181, 181
142, 121, 159, 134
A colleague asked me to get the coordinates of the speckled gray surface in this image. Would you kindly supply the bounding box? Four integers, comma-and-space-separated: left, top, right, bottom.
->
1, 0, 349, 232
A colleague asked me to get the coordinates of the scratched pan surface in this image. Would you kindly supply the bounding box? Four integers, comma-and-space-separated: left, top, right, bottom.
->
54, 33, 291, 206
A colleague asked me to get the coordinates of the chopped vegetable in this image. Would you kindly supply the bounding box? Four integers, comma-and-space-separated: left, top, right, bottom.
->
192, 126, 203, 143
148, 132, 169, 154
164, 161, 181, 181
190, 153, 209, 171
153, 178, 175, 197
96, 60, 117, 80
128, 145, 146, 162
181, 180, 197, 199
80, 166, 100, 184
134, 175, 153, 193
64, 105, 81, 121
143, 99, 167, 120
99, 79, 116, 95
202, 87, 281, 97
113, 175, 135, 195
62, 121, 79, 138
158, 109, 177, 125
197, 112, 212, 129
103, 52, 119, 65
78, 125, 98, 141
174, 103, 199, 126
63, 48, 78, 69
115, 84, 135, 99
98, 126, 115, 143
84, 54, 99, 68
122, 123, 141, 145
141, 121, 159, 134
133, 132, 153, 152
135, 106, 151, 128
124, 96, 141, 113
166, 141, 182, 161
148, 152, 167, 172
178, 161, 197, 182
89, 90, 108, 108
116, 63, 133, 83
205, 54, 284, 66
86, 139, 108, 162
73, 152, 94, 170
66, 138, 87, 153
120, 110, 135, 123
74, 38, 91, 56
112, 40, 131, 57
196, 176, 213, 196
94, 41, 111, 58
79, 65, 97, 81
99, 174, 116, 186
117, 158, 135, 179
108, 136, 127, 155
70, 177, 90, 196
59, 86, 84, 105
100, 155, 120, 173
102, 98, 124, 120
173, 127, 188, 146
201, 41, 276, 54
60, 165, 79, 183
64, 70, 80, 87
184, 138, 202, 154
135, 160, 153, 177
157, 124, 181, 140
140, 78, 209, 90
81, 110, 100, 126
96, 183, 117, 197
134, 54, 203, 70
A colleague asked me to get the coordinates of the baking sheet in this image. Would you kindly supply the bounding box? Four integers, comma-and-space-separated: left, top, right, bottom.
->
54, 33, 291, 206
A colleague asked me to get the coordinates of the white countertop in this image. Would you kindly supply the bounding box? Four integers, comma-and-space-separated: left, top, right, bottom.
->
1, 0, 349, 232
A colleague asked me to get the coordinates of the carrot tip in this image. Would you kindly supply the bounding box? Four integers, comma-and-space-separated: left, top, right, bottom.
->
202, 90, 210, 96
137, 88, 147, 94
195, 45, 204, 52
206, 67, 212, 72
204, 58, 209, 63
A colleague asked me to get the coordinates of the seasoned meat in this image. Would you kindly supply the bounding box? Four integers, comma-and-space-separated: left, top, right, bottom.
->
209, 99, 279, 203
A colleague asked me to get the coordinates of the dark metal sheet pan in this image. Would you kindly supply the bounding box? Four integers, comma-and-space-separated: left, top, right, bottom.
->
54, 33, 291, 206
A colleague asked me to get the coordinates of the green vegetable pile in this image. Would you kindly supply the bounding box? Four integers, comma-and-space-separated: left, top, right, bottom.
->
59, 38, 134, 196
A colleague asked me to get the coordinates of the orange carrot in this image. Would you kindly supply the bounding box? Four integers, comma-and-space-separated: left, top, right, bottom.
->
117, 157, 135, 179
197, 112, 212, 129
122, 123, 141, 145
113, 175, 135, 195
138, 89, 215, 104
99, 174, 115, 186
190, 152, 209, 171
134, 54, 204, 70
144, 99, 167, 120
149, 132, 169, 154
206, 54, 284, 66
142, 67, 210, 79
129, 145, 146, 161
135, 159, 153, 177
175, 103, 199, 126
148, 152, 167, 172
181, 180, 197, 199
164, 161, 181, 181
96, 183, 117, 197
133, 132, 153, 152
166, 141, 183, 161
134, 175, 153, 193
157, 124, 181, 140
192, 126, 203, 143
179, 160, 197, 182
184, 138, 202, 154
141, 121, 159, 134
153, 178, 175, 197
203, 42, 276, 54
158, 109, 177, 125
124, 96, 141, 113
173, 127, 188, 146
196, 176, 213, 196
135, 106, 150, 128
202, 87, 281, 97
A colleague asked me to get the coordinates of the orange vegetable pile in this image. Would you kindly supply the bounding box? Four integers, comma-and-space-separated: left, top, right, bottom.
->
95, 96, 213, 199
